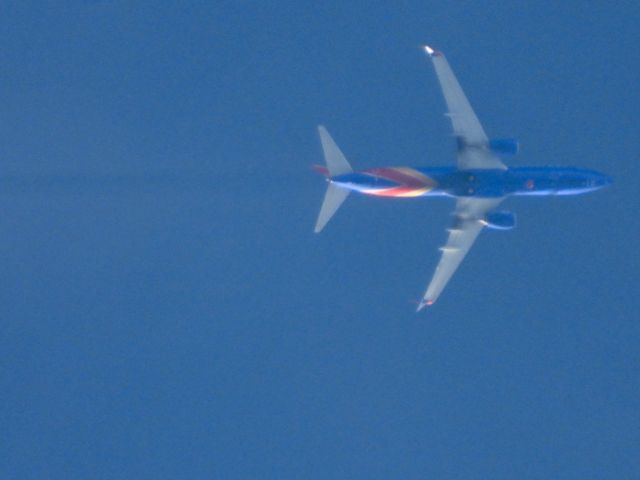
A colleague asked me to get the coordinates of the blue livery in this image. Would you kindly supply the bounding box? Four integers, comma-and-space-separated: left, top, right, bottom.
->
313, 45, 611, 309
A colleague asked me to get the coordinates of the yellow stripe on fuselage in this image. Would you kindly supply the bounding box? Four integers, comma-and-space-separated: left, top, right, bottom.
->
359, 168, 437, 197
361, 185, 434, 197
393, 186, 433, 197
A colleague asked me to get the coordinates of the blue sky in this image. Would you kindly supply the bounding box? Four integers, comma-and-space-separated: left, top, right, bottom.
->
1, 2, 638, 478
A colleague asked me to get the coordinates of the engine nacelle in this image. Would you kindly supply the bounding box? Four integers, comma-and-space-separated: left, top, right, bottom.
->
488, 138, 519, 155
483, 211, 516, 230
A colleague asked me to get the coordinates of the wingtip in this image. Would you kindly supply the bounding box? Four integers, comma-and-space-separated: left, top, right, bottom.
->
422, 45, 442, 57
416, 298, 435, 312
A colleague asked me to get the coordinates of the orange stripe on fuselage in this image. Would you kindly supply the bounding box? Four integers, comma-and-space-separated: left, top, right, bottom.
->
364, 186, 432, 197
362, 167, 436, 197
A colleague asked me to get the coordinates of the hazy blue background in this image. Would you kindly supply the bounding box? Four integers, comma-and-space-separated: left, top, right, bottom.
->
1, 2, 638, 478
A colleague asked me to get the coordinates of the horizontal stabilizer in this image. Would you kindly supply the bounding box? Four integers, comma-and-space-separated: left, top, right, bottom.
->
318, 126, 352, 177
314, 183, 350, 233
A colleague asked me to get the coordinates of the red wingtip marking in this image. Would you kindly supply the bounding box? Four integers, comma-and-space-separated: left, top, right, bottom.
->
416, 298, 435, 312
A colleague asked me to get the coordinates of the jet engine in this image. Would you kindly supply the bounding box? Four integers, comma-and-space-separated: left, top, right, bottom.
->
482, 211, 516, 230
488, 138, 519, 155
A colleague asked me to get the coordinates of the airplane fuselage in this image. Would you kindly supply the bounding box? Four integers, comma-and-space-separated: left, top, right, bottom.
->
331, 166, 611, 198
313, 44, 613, 308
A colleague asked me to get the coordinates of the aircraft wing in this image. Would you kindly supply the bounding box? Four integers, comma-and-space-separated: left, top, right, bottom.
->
418, 197, 504, 309
424, 45, 506, 171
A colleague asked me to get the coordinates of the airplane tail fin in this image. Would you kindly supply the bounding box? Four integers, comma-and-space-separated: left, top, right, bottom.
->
314, 126, 353, 233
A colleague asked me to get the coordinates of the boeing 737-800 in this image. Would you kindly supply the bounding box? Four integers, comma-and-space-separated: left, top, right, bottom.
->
313, 45, 611, 310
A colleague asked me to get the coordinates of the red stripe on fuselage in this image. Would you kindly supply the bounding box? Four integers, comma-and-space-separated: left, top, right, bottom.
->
361, 168, 436, 197
366, 167, 428, 188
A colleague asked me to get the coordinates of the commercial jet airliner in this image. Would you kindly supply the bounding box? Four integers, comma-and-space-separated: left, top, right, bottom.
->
313, 45, 611, 310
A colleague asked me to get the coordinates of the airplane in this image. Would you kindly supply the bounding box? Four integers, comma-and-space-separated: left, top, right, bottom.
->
313, 45, 611, 311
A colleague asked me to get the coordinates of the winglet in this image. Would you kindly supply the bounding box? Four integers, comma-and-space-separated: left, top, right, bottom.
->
416, 298, 435, 312
423, 45, 442, 57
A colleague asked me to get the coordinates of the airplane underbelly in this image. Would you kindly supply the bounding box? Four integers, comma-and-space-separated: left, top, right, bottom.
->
354, 167, 442, 197
363, 185, 438, 197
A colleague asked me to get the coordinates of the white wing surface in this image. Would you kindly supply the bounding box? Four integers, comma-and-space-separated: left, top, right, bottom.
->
418, 197, 503, 309
424, 45, 506, 171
